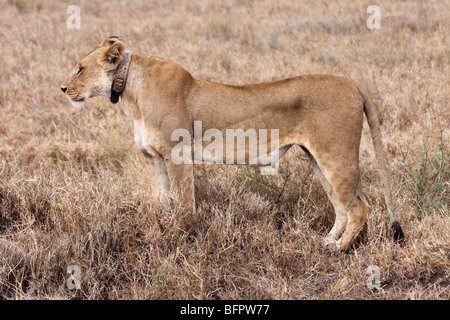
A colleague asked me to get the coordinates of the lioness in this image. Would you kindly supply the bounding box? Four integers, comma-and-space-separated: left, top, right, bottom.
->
61, 36, 404, 250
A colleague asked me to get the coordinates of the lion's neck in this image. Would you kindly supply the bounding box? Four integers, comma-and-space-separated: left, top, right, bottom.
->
120, 54, 146, 120
121, 55, 144, 104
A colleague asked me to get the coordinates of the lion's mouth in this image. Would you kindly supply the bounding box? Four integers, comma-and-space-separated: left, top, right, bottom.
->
66, 92, 86, 102
65, 94, 85, 109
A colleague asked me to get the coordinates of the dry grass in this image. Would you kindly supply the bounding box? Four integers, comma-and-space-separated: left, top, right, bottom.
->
0, 0, 449, 299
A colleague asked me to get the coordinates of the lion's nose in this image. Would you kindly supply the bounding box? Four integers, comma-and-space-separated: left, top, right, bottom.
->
61, 86, 67, 93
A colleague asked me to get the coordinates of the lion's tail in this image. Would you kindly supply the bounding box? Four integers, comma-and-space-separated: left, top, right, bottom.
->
359, 87, 405, 244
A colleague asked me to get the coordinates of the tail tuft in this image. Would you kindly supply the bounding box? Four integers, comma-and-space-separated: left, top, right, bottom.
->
392, 220, 405, 245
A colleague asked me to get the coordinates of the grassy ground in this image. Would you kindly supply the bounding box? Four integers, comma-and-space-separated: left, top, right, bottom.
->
0, 0, 448, 299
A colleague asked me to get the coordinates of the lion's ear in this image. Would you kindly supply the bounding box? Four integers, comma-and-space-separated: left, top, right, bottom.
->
100, 41, 125, 69
100, 35, 122, 47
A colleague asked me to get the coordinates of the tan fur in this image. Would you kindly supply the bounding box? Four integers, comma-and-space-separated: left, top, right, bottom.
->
61, 36, 401, 250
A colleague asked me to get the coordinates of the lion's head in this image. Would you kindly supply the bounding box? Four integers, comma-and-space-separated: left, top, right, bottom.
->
61, 36, 125, 108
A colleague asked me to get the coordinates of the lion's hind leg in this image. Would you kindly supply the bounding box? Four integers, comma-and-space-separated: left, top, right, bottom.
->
302, 146, 369, 251
320, 169, 369, 251
302, 147, 348, 243
332, 186, 370, 251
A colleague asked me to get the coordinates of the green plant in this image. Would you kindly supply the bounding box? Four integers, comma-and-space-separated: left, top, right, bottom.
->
407, 133, 449, 219
154, 262, 171, 299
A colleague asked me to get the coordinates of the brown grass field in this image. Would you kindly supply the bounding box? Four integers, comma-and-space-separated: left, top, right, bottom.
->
0, 0, 448, 300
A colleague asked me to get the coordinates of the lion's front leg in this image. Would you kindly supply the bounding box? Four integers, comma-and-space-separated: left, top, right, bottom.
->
164, 160, 195, 213
144, 155, 170, 205
162, 159, 195, 232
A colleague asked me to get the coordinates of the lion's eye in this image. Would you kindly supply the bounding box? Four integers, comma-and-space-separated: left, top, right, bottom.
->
77, 67, 84, 75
